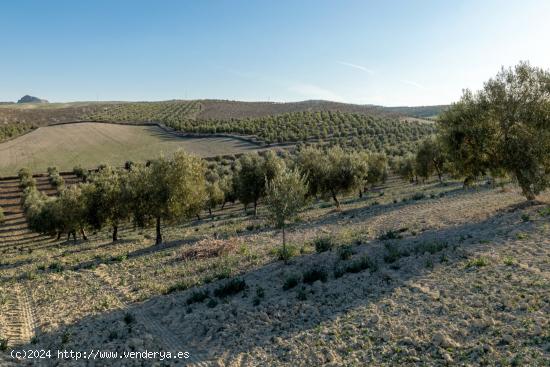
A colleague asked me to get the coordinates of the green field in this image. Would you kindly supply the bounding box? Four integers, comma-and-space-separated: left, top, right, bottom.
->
0, 122, 259, 176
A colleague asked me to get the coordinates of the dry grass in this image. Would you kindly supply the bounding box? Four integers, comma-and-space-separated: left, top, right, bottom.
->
0, 178, 548, 366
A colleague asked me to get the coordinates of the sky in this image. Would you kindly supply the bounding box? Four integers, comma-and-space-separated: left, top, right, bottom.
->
1, 0, 549, 106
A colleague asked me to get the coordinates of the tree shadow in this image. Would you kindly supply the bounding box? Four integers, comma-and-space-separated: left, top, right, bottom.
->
5, 199, 544, 365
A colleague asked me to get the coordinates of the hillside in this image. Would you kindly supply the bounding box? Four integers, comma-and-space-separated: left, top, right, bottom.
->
0, 122, 260, 176
1, 175, 548, 366
17, 95, 49, 104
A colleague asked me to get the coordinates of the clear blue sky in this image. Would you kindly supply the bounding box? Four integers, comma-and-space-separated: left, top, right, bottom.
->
1, 0, 549, 106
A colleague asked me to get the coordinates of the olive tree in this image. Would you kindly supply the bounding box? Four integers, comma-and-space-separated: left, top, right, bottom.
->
86, 166, 131, 242
440, 62, 550, 200
264, 167, 308, 256
415, 137, 447, 183
234, 151, 285, 216
141, 151, 207, 245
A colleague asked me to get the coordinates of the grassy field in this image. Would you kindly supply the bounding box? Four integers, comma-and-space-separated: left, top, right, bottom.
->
0, 173, 548, 366
0, 122, 259, 176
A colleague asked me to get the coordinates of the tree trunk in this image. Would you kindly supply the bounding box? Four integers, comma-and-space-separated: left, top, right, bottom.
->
72, 231, 77, 243
254, 201, 258, 217
221, 201, 226, 210
80, 227, 88, 241
155, 216, 162, 245
57, 232, 61, 240
331, 191, 341, 210
196, 214, 201, 221
358, 189, 363, 198
112, 225, 118, 242
208, 207, 213, 218
67, 232, 70, 241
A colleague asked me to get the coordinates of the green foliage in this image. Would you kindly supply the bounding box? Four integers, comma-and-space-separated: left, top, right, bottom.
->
337, 244, 355, 260
396, 155, 416, 182
265, 166, 308, 251
465, 257, 489, 268
343, 255, 378, 274
302, 267, 328, 284
213, 278, 246, 298
185, 290, 210, 305
234, 151, 285, 216
415, 137, 447, 182
297, 146, 368, 208
313, 236, 335, 253
378, 229, 403, 241
282, 274, 300, 290
0, 206, 4, 224
440, 62, 550, 200
275, 243, 299, 262
47, 167, 65, 190
413, 240, 447, 255
0, 122, 35, 142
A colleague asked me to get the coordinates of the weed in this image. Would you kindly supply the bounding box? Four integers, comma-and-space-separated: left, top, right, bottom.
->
383, 243, 409, 263
165, 281, 190, 295
425, 258, 434, 269
213, 278, 246, 298
503, 256, 516, 266
538, 207, 550, 216
414, 240, 447, 255
253, 286, 265, 306
283, 274, 300, 290
465, 257, 489, 268
0, 338, 8, 351
275, 244, 299, 262
314, 236, 334, 253
378, 230, 402, 241
48, 262, 64, 273
302, 267, 328, 284
411, 192, 426, 201
186, 290, 210, 305
337, 245, 355, 260
521, 214, 530, 222
61, 330, 70, 344
516, 232, 528, 240
345, 255, 378, 273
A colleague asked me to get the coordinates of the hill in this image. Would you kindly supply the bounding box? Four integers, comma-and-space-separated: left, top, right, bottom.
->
17, 95, 49, 104
0, 122, 260, 176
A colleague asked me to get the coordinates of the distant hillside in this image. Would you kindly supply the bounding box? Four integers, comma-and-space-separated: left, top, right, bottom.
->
196, 99, 391, 119
382, 105, 448, 118
17, 95, 49, 104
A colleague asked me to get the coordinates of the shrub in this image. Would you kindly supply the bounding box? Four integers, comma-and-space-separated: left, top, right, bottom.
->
411, 192, 426, 201
465, 257, 489, 268
345, 255, 378, 273
538, 207, 550, 216
186, 290, 210, 305
283, 274, 300, 290
337, 245, 354, 260
206, 298, 218, 308
383, 243, 409, 263
213, 278, 246, 298
296, 286, 308, 301
378, 230, 403, 241
414, 240, 447, 255
314, 236, 334, 253
164, 281, 190, 295
275, 243, 298, 261
0, 207, 4, 224
302, 267, 328, 284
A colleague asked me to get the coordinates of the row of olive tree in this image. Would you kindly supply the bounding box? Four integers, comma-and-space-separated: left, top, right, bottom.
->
20, 151, 207, 245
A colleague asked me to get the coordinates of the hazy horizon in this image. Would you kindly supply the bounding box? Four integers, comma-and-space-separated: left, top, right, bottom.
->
1, 0, 549, 106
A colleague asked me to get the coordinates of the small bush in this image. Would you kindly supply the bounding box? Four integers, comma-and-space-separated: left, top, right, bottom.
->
0, 207, 4, 224
276, 244, 299, 261
206, 298, 218, 308
165, 281, 190, 294
48, 262, 64, 273
414, 241, 447, 255
0, 338, 8, 351
378, 230, 403, 241
314, 236, 334, 253
337, 245, 354, 260
521, 214, 530, 222
302, 267, 328, 284
538, 207, 550, 216
465, 257, 489, 268
186, 290, 210, 305
283, 274, 300, 290
213, 278, 246, 298
345, 255, 378, 273
383, 243, 409, 263
503, 256, 516, 266
411, 192, 426, 201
